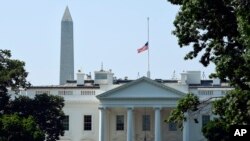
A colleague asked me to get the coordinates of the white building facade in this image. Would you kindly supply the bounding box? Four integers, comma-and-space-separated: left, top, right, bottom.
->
22, 70, 232, 141
15, 7, 232, 141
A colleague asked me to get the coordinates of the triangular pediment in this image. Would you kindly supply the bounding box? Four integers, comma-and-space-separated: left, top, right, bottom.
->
96, 77, 185, 100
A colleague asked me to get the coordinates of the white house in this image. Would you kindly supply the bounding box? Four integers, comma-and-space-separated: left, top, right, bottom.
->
20, 70, 232, 141
14, 7, 233, 141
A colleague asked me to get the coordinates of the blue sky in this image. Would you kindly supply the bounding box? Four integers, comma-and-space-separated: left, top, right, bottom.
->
0, 0, 215, 85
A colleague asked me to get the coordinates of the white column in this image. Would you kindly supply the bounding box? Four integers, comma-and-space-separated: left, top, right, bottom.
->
154, 107, 161, 141
183, 112, 190, 141
127, 107, 134, 141
99, 107, 106, 141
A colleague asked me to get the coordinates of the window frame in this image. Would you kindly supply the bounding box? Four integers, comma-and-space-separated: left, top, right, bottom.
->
116, 115, 124, 131
84, 115, 92, 131
62, 115, 69, 131
142, 115, 150, 131
169, 122, 177, 131
202, 115, 210, 127
95, 73, 108, 79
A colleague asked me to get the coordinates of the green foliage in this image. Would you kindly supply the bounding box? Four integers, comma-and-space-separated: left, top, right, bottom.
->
9, 94, 65, 141
0, 49, 29, 114
201, 89, 250, 140
0, 49, 30, 93
0, 88, 10, 114
167, 0, 250, 90
234, 0, 250, 48
166, 93, 200, 128
213, 89, 250, 125
167, 0, 250, 140
0, 50, 65, 141
0, 114, 44, 141
7, 95, 34, 116
202, 119, 229, 141
33, 94, 65, 141
177, 93, 200, 112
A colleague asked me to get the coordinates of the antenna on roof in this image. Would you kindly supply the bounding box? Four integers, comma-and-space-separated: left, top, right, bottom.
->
86, 72, 91, 79
101, 62, 104, 71
171, 70, 177, 80
137, 72, 140, 78
202, 71, 206, 80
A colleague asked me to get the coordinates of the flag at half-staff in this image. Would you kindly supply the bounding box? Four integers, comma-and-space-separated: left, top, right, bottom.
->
137, 42, 148, 53
137, 17, 151, 78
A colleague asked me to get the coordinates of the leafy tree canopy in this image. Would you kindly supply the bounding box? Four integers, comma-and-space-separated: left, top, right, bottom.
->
166, 1, 250, 139
0, 49, 30, 92
202, 119, 229, 141
213, 89, 250, 125
0, 49, 30, 113
0, 114, 44, 141
0, 49, 65, 141
166, 93, 200, 128
8, 94, 65, 141
167, 89, 250, 140
168, 0, 250, 89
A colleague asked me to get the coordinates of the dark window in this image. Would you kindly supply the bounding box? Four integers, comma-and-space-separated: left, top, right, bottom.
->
142, 115, 150, 131
95, 73, 107, 79
202, 115, 210, 127
169, 122, 177, 131
116, 115, 124, 130
62, 115, 69, 130
84, 115, 92, 130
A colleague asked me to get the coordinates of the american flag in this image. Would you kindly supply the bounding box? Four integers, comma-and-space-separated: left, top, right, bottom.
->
137, 42, 148, 53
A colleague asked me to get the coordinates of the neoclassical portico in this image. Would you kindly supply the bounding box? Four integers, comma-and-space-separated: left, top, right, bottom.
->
96, 77, 186, 141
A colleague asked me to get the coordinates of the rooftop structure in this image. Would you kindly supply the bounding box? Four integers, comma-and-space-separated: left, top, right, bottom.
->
21, 70, 232, 141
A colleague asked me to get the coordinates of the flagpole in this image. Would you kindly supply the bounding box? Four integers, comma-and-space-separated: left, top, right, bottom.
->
147, 17, 150, 78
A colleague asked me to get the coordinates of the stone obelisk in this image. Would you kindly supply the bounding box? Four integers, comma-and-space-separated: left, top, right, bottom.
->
60, 6, 74, 85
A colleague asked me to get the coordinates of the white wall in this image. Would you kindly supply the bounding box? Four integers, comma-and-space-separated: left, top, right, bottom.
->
62, 102, 99, 141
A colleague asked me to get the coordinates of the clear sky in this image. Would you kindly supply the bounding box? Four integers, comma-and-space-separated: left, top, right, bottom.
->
0, 0, 215, 85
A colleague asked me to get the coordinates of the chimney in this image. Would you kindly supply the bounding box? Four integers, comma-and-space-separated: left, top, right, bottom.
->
124, 76, 128, 80
213, 78, 220, 85
180, 72, 187, 85
77, 70, 84, 86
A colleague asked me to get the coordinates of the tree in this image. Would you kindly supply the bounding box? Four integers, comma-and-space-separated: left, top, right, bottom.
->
213, 89, 250, 125
202, 119, 229, 141
201, 89, 250, 140
0, 114, 45, 141
0, 49, 30, 93
8, 94, 65, 141
167, 0, 250, 89
33, 94, 65, 141
0, 49, 29, 114
0, 87, 10, 114
167, 1, 250, 140
0, 49, 65, 141
166, 93, 200, 128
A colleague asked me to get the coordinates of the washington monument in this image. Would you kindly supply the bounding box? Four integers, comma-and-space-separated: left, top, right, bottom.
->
60, 6, 74, 85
